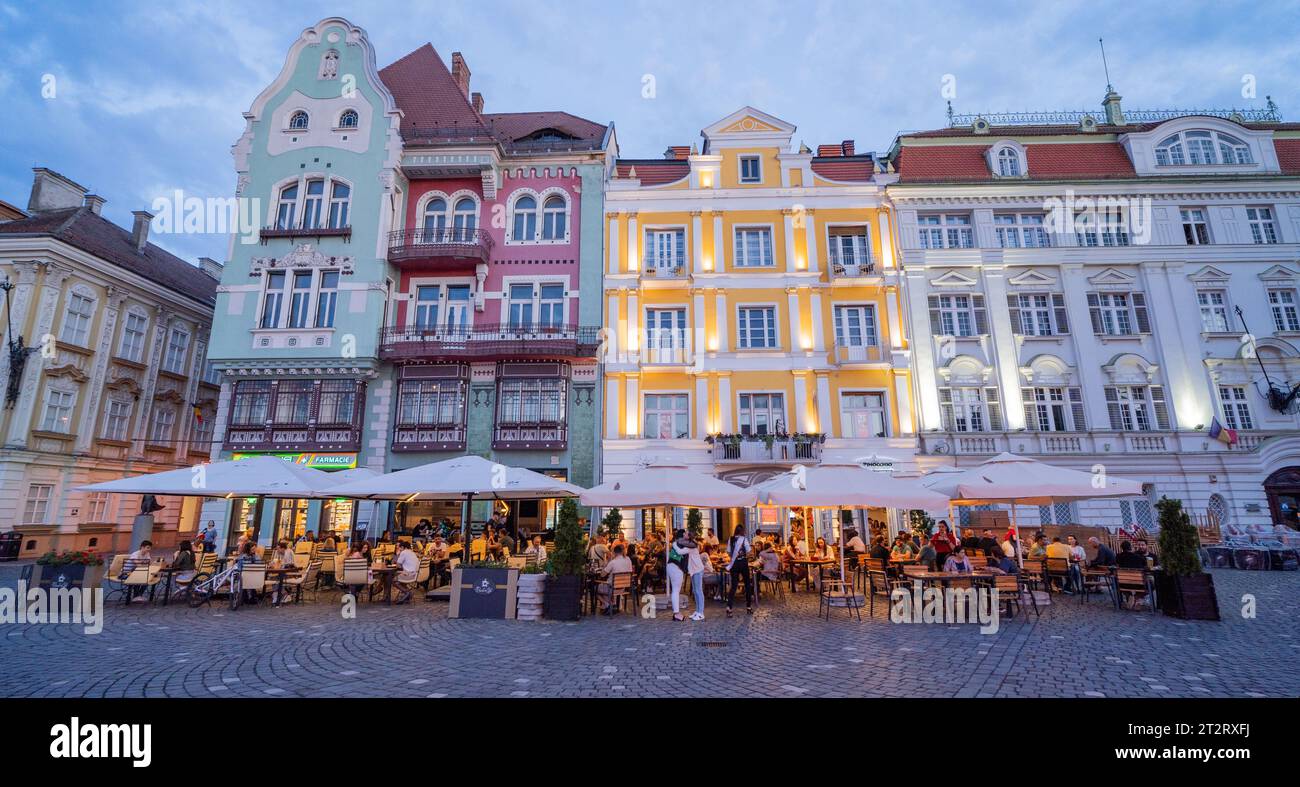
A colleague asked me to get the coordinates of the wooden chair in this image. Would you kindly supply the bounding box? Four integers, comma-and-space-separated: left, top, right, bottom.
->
819, 579, 861, 621
865, 569, 901, 617
1079, 567, 1115, 606
992, 574, 1038, 620
506, 556, 527, 570
293, 541, 313, 555
1115, 568, 1154, 611
337, 558, 370, 599
902, 564, 930, 580
1020, 558, 1045, 591
756, 569, 786, 602
100, 555, 130, 602
1045, 557, 1072, 593
601, 571, 635, 615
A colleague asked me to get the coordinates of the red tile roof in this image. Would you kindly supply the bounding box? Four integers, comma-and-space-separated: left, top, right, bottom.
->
613, 160, 690, 186
482, 111, 607, 149
895, 142, 1136, 182
0, 208, 216, 305
810, 157, 875, 182
1276, 139, 1300, 175
379, 44, 487, 137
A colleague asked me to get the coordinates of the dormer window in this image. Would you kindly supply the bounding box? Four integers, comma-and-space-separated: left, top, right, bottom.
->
1154, 130, 1252, 166
996, 147, 1022, 177
338, 109, 359, 129
288, 111, 310, 131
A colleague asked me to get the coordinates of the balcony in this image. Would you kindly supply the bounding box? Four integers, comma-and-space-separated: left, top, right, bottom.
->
387, 227, 493, 269
224, 422, 363, 452
222, 379, 366, 452
919, 429, 1285, 457
259, 225, 351, 243
833, 343, 883, 364
493, 421, 567, 450
710, 435, 824, 465
392, 424, 467, 452
642, 259, 689, 280
380, 323, 601, 362
828, 249, 876, 279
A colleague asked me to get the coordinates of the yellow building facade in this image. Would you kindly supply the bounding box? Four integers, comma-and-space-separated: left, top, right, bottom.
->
601, 108, 920, 539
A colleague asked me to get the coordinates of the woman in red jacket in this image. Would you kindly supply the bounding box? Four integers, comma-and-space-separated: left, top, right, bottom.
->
931, 520, 957, 568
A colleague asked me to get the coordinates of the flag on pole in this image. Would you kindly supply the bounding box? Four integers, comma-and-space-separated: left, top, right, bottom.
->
191, 402, 203, 425
1208, 416, 1237, 446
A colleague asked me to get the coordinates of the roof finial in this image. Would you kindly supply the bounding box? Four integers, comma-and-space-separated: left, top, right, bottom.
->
1099, 37, 1113, 93
946, 100, 954, 126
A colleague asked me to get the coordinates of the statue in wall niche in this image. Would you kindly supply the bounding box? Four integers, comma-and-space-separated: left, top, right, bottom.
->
320, 49, 339, 80
139, 495, 165, 515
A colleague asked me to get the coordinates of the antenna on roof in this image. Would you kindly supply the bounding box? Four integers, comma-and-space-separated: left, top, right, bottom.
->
1099, 37, 1113, 93
945, 100, 954, 126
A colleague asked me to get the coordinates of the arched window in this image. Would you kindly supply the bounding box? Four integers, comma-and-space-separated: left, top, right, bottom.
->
338, 109, 359, 129
327, 181, 350, 228
1208, 493, 1229, 529
1156, 130, 1253, 166
512, 195, 538, 241
422, 197, 447, 239
276, 183, 298, 229
996, 147, 1021, 177
288, 110, 310, 130
541, 195, 567, 240
452, 197, 477, 239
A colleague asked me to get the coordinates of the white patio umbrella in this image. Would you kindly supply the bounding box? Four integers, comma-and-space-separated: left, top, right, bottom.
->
310, 467, 380, 498
79, 455, 334, 497
922, 452, 1143, 564
322, 455, 584, 551
753, 463, 951, 588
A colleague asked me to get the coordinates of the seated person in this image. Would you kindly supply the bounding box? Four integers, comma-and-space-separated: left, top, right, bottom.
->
524, 535, 548, 565
1044, 536, 1078, 592
1115, 540, 1146, 569
961, 528, 981, 551
392, 542, 421, 605
915, 535, 937, 571
1027, 534, 1048, 559
868, 536, 891, 562
890, 534, 917, 561
756, 541, 782, 581
1089, 537, 1117, 568
977, 530, 1000, 556
943, 546, 973, 574
844, 528, 867, 554
596, 545, 635, 611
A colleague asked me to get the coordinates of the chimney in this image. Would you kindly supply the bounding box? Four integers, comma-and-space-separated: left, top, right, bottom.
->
816, 144, 842, 157
131, 210, 154, 252
84, 194, 106, 215
841, 139, 855, 156
450, 52, 471, 98
28, 167, 87, 213
471, 91, 484, 114
198, 256, 225, 280
664, 145, 691, 160
1102, 89, 1125, 126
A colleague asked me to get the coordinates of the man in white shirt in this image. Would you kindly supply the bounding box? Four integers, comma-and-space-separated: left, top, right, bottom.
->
596, 545, 634, 611
524, 535, 548, 566
392, 542, 421, 604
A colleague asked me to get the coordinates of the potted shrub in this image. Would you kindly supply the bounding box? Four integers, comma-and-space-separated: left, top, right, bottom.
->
687, 508, 704, 540
449, 558, 519, 620
544, 498, 585, 620
1153, 496, 1220, 621
601, 506, 624, 541
34, 550, 105, 591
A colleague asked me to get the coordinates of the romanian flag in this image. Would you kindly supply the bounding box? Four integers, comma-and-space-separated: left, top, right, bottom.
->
1208, 417, 1237, 446
191, 403, 203, 425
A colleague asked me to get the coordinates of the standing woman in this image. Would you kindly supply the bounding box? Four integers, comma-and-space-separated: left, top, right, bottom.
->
685, 536, 709, 621
725, 525, 754, 616
666, 529, 693, 621
931, 520, 957, 569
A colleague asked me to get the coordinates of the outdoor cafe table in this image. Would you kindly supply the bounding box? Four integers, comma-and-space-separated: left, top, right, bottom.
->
264, 566, 302, 607
153, 566, 188, 606
792, 557, 836, 591
370, 565, 398, 605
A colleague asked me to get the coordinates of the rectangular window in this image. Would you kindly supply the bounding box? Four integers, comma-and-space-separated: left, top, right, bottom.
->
646, 308, 688, 362
230, 381, 272, 426
737, 306, 778, 348
1105, 385, 1170, 431
397, 378, 467, 428
162, 326, 190, 374
23, 484, 53, 525
1087, 292, 1149, 335
317, 379, 358, 425
918, 213, 973, 249
287, 271, 313, 329
272, 381, 312, 425
643, 393, 689, 439
840, 391, 888, 438
645, 228, 687, 271
275, 185, 297, 230
1197, 290, 1230, 333
1022, 386, 1086, 432
40, 389, 75, 433
828, 226, 872, 269
1074, 209, 1130, 247
413, 285, 439, 330
103, 400, 132, 441
994, 213, 1051, 248
1219, 385, 1254, 431
314, 271, 339, 328
738, 393, 785, 436
739, 155, 761, 183
60, 293, 94, 345
119, 312, 148, 362
508, 283, 534, 329
301, 178, 325, 229
1009, 292, 1069, 336
327, 181, 350, 229
87, 491, 110, 522
938, 387, 1002, 432
1180, 208, 1211, 245
833, 304, 878, 348
928, 294, 987, 337
191, 411, 214, 451
1247, 207, 1279, 244
261, 271, 286, 329
734, 227, 774, 267
1269, 289, 1300, 332
538, 283, 566, 329
496, 378, 567, 425
149, 406, 176, 444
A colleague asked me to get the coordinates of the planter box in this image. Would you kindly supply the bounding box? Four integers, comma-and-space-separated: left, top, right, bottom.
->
516, 573, 546, 621
448, 567, 518, 620
543, 574, 583, 621
1155, 571, 1220, 621
32, 563, 105, 591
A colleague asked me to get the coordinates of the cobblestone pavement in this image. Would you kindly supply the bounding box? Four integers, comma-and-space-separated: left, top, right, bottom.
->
0, 568, 1295, 698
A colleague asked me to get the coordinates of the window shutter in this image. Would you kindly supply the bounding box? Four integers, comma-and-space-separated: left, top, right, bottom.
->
1086, 293, 1103, 334
1132, 293, 1151, 333
1068, 387, 1086, 431
1149, 385, 1170, 430
1052, 293, 1070, 334
938, 388, 953, 431
1022, 387, 1038, 430
984, 386, 1003, 431
1007, 294, 1022, 335
1104, 386, 1123, 430
927, 295, 942, 335
973, 295, 989, 335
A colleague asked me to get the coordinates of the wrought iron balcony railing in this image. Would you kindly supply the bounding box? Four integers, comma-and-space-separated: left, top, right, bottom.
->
387, 227, 493, 267
493, 421, 567, 450
380, 323, 601, 361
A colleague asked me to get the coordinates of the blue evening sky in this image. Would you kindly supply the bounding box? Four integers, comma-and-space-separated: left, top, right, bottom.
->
1, 0, 1297, 263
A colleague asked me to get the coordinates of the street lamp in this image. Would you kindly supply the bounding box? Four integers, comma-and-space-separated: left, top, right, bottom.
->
0, 276, 38, 409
